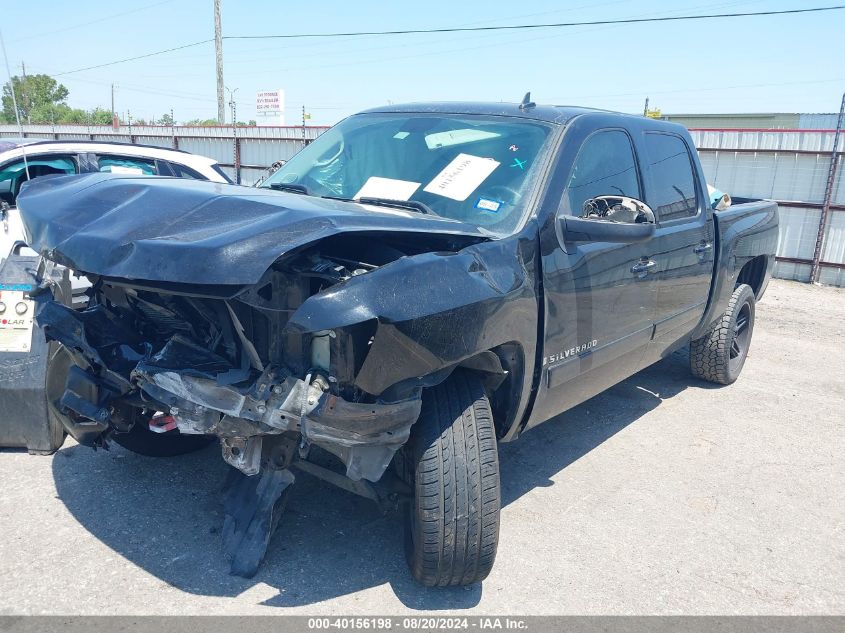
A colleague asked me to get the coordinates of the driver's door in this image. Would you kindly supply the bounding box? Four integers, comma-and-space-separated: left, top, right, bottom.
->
527, 127, 659, 427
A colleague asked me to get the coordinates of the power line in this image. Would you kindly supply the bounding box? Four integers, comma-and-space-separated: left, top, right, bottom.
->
225, 5, 845, 39
53, 39, 213, 76
47, 5, 844, 76
10, 0, 176, 43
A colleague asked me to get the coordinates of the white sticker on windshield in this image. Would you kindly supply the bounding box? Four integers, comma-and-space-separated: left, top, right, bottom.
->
354, 176, 421, 201
423, 153, 500, 201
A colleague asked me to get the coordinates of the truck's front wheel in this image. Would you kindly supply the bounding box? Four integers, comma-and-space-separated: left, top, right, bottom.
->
403, 370, 501, 586
690, 283, 756, 385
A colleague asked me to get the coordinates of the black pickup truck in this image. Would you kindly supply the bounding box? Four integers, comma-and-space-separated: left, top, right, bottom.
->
6, 99, 778, 586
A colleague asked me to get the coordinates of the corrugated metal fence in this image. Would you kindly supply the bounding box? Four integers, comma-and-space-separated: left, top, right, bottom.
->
690, 128, 845, 287
0, 123, 329, 186
2, 123, 844, 288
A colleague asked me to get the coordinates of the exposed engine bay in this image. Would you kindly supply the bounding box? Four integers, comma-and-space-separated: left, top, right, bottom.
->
38, 236, 446, 482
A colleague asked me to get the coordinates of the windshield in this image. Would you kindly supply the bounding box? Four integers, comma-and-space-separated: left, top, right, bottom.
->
260, 112, 554, 234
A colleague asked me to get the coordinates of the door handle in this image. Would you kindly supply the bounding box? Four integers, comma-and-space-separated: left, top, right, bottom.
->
630, 259, 657, 278
694, 242, 712, 255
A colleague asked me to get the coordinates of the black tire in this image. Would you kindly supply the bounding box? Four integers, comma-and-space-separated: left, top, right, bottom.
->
403, 370, 501, 587
690, 283, 756, 385
112, 422, 215, 457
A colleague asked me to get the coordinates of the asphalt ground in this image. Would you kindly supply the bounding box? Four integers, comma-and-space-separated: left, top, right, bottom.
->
0, 279, 842, 615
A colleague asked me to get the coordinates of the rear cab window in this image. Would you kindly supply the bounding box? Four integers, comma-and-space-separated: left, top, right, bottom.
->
643, 133, 699, 222
0, 154, 78, 206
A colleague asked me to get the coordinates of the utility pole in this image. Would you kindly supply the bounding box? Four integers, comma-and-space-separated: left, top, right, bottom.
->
21, 61, 30, 124
227, 87, 238, 125
170, 107, 176, 148
227, 87, 240, 183
302, 105, 306, 147
214, 0, 225, 124
643, 97, 649, 117
111, 83, 115, 120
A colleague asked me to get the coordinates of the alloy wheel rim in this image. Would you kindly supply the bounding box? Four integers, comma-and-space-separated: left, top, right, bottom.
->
730, 302, 752, 362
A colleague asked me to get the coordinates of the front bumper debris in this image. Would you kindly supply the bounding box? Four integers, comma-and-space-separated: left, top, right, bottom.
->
37, 300, 421, 482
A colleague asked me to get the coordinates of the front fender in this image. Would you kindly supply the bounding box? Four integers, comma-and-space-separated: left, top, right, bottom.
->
286, 235, 540, 398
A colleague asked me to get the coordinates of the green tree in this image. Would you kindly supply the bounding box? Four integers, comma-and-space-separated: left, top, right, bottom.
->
57, 108, 91, 124
1, 74, 69, 123
184, 118, 219, 126
157, 113, 174, 126
27, 103, 77, 124
89, 108, 115, 125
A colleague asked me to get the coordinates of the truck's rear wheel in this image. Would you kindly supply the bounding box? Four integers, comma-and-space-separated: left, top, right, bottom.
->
690, 283, 756, 385
403, 370, 501, 586
111, 422, 214, 457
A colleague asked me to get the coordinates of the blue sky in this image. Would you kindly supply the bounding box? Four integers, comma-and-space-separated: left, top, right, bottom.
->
2, 0, 843, 125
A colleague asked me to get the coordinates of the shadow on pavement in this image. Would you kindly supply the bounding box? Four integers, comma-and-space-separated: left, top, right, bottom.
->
51, 349, 711, 610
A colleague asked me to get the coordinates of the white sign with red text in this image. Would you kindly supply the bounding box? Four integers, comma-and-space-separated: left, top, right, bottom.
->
256, 89, 285, 125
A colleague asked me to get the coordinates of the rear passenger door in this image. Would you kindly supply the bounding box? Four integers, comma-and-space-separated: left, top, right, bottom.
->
640, 132, 715, 362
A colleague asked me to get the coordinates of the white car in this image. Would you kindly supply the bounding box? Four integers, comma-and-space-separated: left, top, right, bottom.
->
0, 139, 231, 260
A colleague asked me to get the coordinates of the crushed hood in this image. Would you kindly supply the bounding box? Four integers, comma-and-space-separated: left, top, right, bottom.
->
17, 173, 488, 285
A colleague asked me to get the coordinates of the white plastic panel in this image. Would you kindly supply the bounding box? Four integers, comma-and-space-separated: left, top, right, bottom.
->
772, 260, 812, 282
818, 265, 845, 287
821, 211, 845, 265
698, 150, 829, 202
777, 206, 822, 260
831, 155, 845, 206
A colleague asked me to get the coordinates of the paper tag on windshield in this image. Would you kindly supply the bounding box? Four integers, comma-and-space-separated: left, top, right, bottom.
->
354, 176, 421, 201
423, 153, 500, 201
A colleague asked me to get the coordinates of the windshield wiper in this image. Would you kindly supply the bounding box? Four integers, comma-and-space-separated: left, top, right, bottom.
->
269, 182, 310, 195
357, 197, 438, 216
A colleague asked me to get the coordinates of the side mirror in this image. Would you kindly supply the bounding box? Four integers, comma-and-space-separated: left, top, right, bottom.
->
559, 196, 656, 244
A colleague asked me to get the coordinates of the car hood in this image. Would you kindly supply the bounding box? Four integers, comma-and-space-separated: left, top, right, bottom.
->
17, 173, 489, 285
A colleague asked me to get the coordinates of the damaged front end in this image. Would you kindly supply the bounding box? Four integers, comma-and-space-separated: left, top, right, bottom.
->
23, 175, 538, 579
38, 244, 425, 483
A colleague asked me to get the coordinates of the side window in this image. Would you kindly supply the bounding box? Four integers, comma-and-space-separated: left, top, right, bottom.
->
564, 130, 641, 216
643, 133, 698, 221
97, 155, 157, 175
0, 155, 78, 205
168, 162, 206, 180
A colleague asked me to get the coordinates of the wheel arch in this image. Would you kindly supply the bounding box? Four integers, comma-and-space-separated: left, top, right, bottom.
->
736, 254, 769, 298
454, 342, 527, 441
